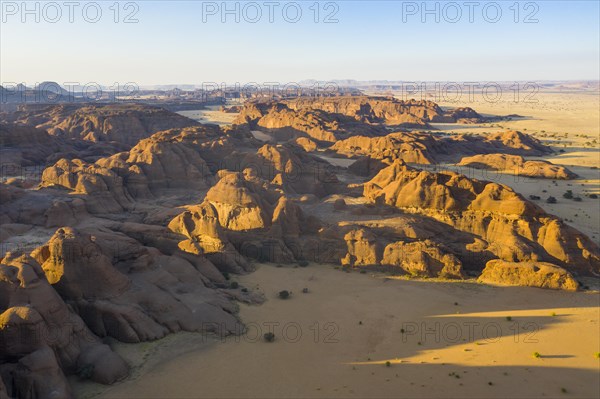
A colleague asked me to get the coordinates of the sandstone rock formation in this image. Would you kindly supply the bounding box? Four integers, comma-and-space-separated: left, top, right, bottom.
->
451, 130, 551, 157
331, 130, 552, 167
285, 96, 482, 125
0, 124, 60, 168
169, 169, 328, 264
294, 137, 318, 152
363, 160, 600, 277
39, 125, 226, 213
0, 252, 128, 397
381, 240, 463, 278
222, 144, 342, 197
41, 158, 133, 213
31, 227, 240, 343
331, 132, 442, 164
234, 102, 387, 143
457, 153, 577, 179
2, 104, 199, 147
168, 201, 251, 273
478, 260, 579, 290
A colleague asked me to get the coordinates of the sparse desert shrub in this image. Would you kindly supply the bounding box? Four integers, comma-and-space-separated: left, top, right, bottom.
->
573, 197, 582, 202
222, 271, 230, 280
302, 288, 309, 294
77, 364, 95, 380
587, 193, 598, 199
532, 351, 541, 358
359, 269, 367, 274
506, 316, 512, 321
529, 195, 541, 201
546, 196, 557, 204
278, 290, 290, 299
298, 260, 309, 267
563, 190, 573, 199
230, 281, 239, 289
264, 332, 275, 342
241, 288, 248, 293
385, 361, 391, 367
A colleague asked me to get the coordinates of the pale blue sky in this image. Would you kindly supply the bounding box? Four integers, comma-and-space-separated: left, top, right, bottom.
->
1, 1, 599, 85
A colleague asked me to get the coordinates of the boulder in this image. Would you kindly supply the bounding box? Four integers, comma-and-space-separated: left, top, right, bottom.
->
478, 260, 579, 290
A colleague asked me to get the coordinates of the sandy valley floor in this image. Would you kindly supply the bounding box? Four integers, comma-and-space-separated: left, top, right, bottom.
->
86, 264, 599, 399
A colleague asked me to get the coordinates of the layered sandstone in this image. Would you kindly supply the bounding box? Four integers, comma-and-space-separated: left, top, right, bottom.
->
2, 104, 199, 147
363, 160, 600, 277
234, 102, 387, 143
332, 130, 552, 167
0, 252, 128, 397
478, 260, 579, 290
31, 227, 240, 343
285, 96, 482, 125
457, 153, 577, 179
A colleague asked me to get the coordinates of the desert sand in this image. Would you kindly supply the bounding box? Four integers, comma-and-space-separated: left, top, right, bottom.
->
91, 263, 599, 399
178, 105, 239, 126
425, 90, 600, 242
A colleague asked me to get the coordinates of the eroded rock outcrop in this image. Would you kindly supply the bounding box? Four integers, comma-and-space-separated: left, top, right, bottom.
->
3, 104, 199, 147
31, 227, 240, 343
39, 125, 227, 212
363, 160, 600, 276
457, 153, 577, 179
234, 102, 387, 143
168, 201, 251, 273
332, 130, 552, 167
222, 144, 342, 197
40, 158, 132, 213
478, 260, 579, 290
0, 252, 128, 398
331, 132, 442, 164
0, 124, 61, 168
170, 169, 327, 264
285, 96, 481, 125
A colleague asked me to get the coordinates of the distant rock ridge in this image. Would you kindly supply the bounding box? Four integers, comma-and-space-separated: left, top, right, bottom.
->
284, 96, 483, 124
1, 103, 199, 147
234, 101, 389, 142
332, 130, 553, 168
40, 125, 225, 213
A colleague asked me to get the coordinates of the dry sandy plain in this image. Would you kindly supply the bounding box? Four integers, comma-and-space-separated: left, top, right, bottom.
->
75, 89, 599, 399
